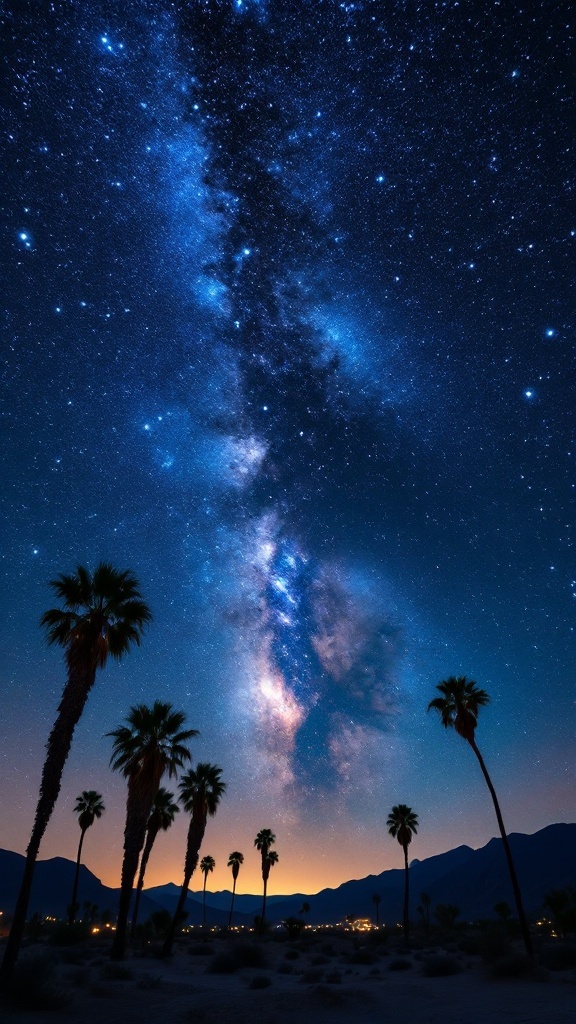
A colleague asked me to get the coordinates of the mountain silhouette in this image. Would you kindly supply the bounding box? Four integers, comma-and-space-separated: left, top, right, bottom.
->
1, 823, 573, 926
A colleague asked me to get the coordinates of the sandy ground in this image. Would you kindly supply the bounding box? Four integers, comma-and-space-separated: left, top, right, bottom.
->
1, 935, 574, 1024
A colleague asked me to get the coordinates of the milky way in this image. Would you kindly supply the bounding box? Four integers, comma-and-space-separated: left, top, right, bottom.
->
1, 0, 574, 892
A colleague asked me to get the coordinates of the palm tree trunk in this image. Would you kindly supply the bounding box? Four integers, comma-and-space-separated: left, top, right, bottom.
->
131, 824, 158, 936
469, 737, 533, 957
202, 876, 207, 930
1, 667, 95, 982
69, 828, 87, 925
112, 779, 158, 960
162, 814, 206, 956
228, 876, 237, 929
402, 843, 410, 948
259, 874, 268, 935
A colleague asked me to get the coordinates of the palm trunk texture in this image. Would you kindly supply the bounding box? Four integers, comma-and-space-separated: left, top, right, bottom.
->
403, 844, 410, 947
163, 814, 206, 956
112, 778, 159, 960
131, 824, 159, 936
228, 877, 237, 929
69, 828, 87, 925
1, 667, 95, 981
469, 737, 533, 956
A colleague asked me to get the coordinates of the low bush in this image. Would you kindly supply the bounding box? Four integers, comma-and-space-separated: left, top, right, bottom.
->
345, 948, 377, 965
207, 951, 238, 974
100, 962, 133, 980
388, 957, 412, 971
421, 954, 463, 977
284, 948, 300, 960
233, 942, 268, 969
538, 944, 576, 971
490, 953, 536, 978
5, 951, 70, 1011
301, 967, 324, 983
248, 975, 272, 989
48, 921, 91, 946
136, 972, 162, 989
188, 942, 214, 956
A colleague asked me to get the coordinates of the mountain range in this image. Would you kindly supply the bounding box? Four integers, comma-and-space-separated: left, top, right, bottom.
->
1, 822, 574, 927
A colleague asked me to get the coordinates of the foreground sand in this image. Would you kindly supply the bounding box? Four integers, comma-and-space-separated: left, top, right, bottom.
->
1, 934, 574, 1024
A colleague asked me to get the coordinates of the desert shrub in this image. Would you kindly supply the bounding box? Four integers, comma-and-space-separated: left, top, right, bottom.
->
321, 942, 337, 955
69, 965, 92, 987
459, 936, 481, 955
480, 932, 512, 963
100, 962, 133, 980
490, 954, 535, 978
345, 948, 378, 965
421, 954, 463, 977
207, 951, 238, 974
48, 921, 90, 946
249, 975, 272, 989
277, 962, 295, 974
388, 957, 412, 971
366, 929, 388, 946
284, 948, 300, 960
233, 942, 268, 968
369, 967, 381, 976
310, 953, 330, 965
137, 972, 162, 989
538, 944, 576, 971
326, 969, 342, 983
188, 942, 215, 956
313, 984, 346, 1007
302, 966, 324, 983
6, 951, 70, 1011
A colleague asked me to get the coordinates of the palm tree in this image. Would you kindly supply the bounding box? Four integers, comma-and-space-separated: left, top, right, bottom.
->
69, 791, 105, 925
227, 851, 244, 929
254, 828, 278, 934
108, 702, 196, 960
200, 855, 215, 929
387, 804, 418, 947
1, 563, 151, 981
131, 787, 180, 935
428, 675, 533, 956
163, 763, 225, 955
372, 892, 381, 927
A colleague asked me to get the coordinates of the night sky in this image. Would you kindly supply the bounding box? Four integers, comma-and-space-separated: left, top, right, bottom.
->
1, 0, 574, 897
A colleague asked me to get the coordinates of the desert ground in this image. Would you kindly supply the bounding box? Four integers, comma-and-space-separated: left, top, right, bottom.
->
1, 932, 574, 1024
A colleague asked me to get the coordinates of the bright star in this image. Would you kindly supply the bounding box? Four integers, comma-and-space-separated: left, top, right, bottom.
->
524, 389, 534, 399
545, 328, 555, 338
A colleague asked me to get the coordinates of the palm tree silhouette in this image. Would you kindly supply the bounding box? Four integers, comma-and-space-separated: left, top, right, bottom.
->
69, 790, 105, 925
200, 855, 216, 929
131, 787, 180, 935
387, 804, 418, 947
227, 851, 244, 929
163, 763, 225, 955
254, 828, 278, 934
108, 701, 196, 959
428, 675, 532, 956
1, 563, 151, 981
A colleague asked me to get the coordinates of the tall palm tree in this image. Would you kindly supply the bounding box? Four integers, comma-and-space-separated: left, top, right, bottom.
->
1, 563, 151, 981
131, 787, 180, 935
227, 851, 244, 929
108, 702, 196, 960
163, 763, 226, 955
254, 828, 278, 934
387, 804, 418, 947
69, 791, 105, 925
200, 856, 215, 929
428, 675, 533, 956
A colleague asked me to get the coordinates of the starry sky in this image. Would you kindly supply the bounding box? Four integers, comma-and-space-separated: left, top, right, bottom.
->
1, 0, 574, 898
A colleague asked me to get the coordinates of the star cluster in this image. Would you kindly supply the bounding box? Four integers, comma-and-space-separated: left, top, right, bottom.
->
1, 0, 574, 894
